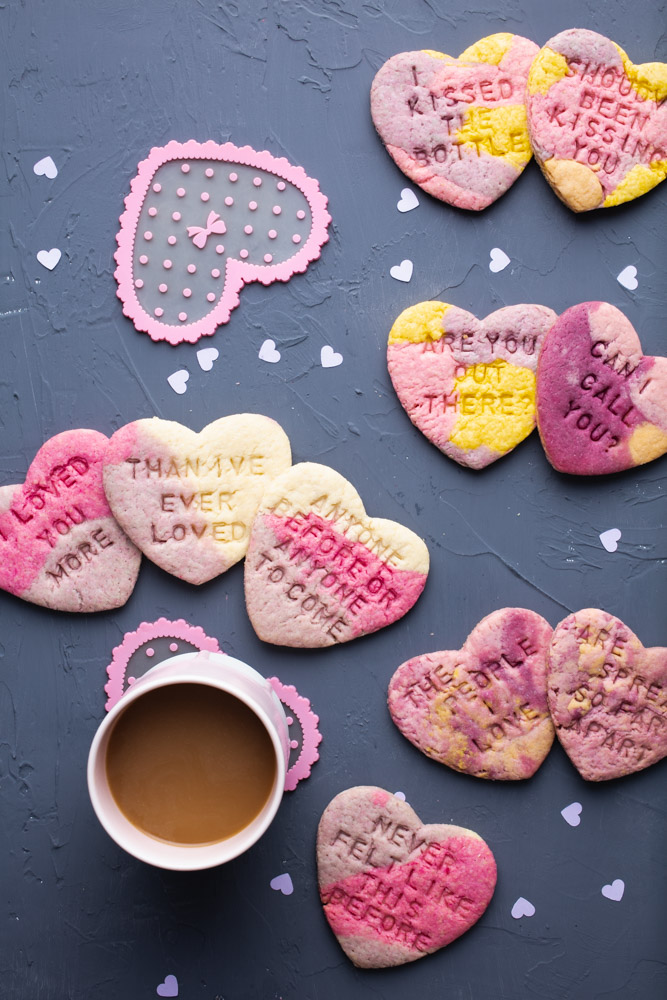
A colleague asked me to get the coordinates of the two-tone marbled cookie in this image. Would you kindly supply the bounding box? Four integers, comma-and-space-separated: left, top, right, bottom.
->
388, 609, 554, 780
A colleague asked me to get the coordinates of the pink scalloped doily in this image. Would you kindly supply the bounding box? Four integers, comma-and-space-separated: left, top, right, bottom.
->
268, 677, 322, 791
115, 139, 331, 345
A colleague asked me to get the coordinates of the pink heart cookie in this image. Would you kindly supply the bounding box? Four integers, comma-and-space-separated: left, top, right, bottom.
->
115, 140, 331, 345
317, 786, 496, 968
0, 430, 141, 612
536, 301, 667, 475
548, 609, 667, 780
388, 302, 557, 469
244, 463, 429, 647
527, 29, 667, 211
388, 609, 554, 780
371, 34, 538, 211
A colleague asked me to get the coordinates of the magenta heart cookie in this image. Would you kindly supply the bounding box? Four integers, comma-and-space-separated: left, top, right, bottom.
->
527, 29, 667, 211
317, 786, 496, 968
0, 430, 141, 612
115, 140, 331, 344
548, 609, 667, 780
388, 301, 557, 469
388, 609, 554, 780
244, 463, 429, 647
371, 34, 538, 210
536, 301, 667, 475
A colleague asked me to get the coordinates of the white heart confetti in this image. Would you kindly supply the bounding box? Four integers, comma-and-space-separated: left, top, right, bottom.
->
489, 248, 510, 273
511, 897, 535, 919
33, 156, 58, 179
616, 265, 638, 291
320, 345, 343, 368
599, 528, 621, 553
167, 369, 189, 395
393, 791, 406, 801
390, 259, 413, 283
397, 188, 419, 213
560, 802, 582, 827
601, 879, 624, 902
259, 339, 281, 364
270, 873, 294, 895
196, 347, 219, 372
36, 248, 62, 271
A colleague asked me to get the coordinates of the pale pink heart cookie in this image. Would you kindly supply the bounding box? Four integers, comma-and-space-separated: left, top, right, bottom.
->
388, 301, 557, 469
244, 463, 429, 647
548, 609, 667, 780
371, 34, 538, 210
317, 786, 496, 968
527, 29, 667, 211
115, 140, 331, 345
0, 430, 141, 612
536, 301, 667, 475
388, 609, 554, 780
103, 414, 292, 584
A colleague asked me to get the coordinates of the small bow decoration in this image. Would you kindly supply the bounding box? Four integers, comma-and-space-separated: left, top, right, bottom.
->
187, 211, 227, 249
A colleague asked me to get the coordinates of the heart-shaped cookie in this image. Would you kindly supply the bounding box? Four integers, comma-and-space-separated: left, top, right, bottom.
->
536, 301, 667, 475
371, 34, 538, 210
0, 430, 141, 612
527, 29, 667, 211
548, 609, 667, 780
103, 414, 292, 584
388, 609, 554, 780
244, 463, 429, 647
388, 302, 557, 469
115, 140, 331, 345
317, 786, 496, 968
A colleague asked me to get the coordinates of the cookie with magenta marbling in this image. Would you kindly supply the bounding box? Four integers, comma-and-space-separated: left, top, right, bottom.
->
388, 609, 554, 780
388, 301, 557, 469
536, 302, 667, 475
317, 786, 496, 968
103, 414, 291, 584
527, 29, 667, 212
244, 463, 429, 647
548, 608, 667, 781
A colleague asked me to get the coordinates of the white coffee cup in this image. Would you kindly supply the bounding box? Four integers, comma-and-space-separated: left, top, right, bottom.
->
87, 650, 289, 870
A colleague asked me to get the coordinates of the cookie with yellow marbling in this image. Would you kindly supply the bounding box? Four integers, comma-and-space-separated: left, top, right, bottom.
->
387, 301, 557, 469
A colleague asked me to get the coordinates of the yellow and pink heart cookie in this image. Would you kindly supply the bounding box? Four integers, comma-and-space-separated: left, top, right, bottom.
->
527, 29, 667, 211
103, 414, 291, 584
388, 609, 554, 780
388, 301, 557, 469
244, 463, 429, 647
548, 609, 667, 780
536, 301, 667, 474
371, 33, 538, 210
317, 786, 496, 968
0, 430, 141, 612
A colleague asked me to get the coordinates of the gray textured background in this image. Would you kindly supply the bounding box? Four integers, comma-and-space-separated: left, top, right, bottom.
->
2, 1, 666, 998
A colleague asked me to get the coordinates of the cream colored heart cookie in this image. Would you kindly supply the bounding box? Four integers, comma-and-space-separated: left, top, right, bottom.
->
103, 414, 291, 584
244, 462, 429, 647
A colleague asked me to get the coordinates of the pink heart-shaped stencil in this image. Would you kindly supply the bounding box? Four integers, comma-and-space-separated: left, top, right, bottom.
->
0, 430, 141, 612
244, 463, 429, 647
536, 301, 667, 475
371, 34, 538, 211
115, 140, 331, 345
548, 608, 667, 781
388, 609, 554, 780
388, 302, 557, 469
527, 29, 667, 212
317, 786, 496, 968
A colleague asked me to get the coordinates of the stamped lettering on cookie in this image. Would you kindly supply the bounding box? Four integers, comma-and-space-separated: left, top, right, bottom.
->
388, 302, 557, 469
527, 29, 667, 211
244, 463, 429, 647
371, 34, 538, 211
0, 430, 141, 612
115, 140, 331, 344
548, 608, 667, 780
389, 609, 554, 780
536, 301, 667, 475
317, 786, 496, 968
103, 414, 292, 584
